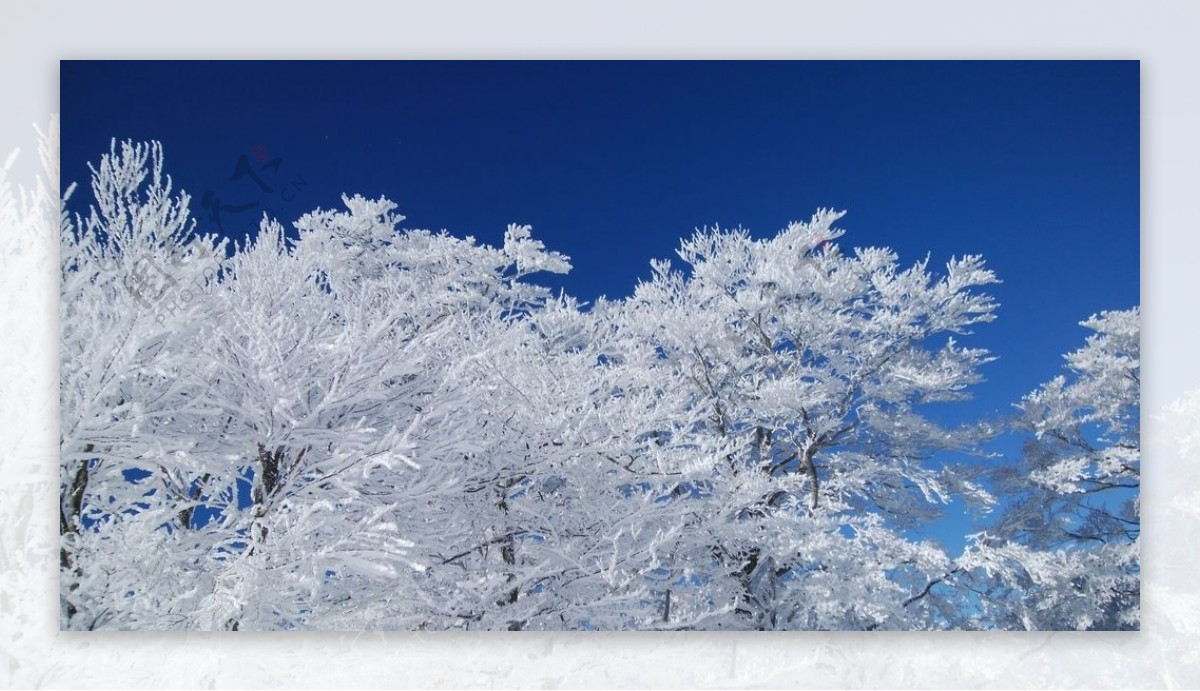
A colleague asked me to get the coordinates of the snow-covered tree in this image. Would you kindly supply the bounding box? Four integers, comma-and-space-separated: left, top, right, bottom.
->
60, 142, 582, 629
588, 213, 1001, 629
60, 140, 227, 628
957, 307, 1140, 630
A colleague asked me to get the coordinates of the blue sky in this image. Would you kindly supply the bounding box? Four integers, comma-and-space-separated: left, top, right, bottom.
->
61, 60, 1140, 550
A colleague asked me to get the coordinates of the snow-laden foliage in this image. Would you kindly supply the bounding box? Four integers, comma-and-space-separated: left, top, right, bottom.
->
594, 216, 1000, 630
954, 308, 1141, 630
60, 141, 1139, 630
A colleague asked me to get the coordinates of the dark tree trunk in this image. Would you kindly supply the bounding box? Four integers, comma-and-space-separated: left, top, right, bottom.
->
60, 444, 94, 624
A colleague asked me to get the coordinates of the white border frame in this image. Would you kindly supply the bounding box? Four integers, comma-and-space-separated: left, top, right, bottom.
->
3, 2, 1197, 687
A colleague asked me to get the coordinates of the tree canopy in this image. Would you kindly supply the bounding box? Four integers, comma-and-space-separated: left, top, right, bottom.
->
60, 141, 1139, 630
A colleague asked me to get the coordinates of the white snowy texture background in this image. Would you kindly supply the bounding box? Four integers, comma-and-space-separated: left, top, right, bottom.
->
2, 1, 1199, 687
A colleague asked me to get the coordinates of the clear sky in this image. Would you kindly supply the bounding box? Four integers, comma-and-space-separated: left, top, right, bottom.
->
61, 60, 1140, 550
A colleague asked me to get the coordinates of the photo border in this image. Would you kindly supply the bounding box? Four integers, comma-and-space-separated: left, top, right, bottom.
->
2, 2, 1195, 687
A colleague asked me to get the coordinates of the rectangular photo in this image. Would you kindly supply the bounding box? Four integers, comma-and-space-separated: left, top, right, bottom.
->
58, 60, 1139, 630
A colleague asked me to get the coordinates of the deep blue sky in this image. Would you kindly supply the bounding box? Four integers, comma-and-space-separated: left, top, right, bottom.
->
61, 60, 1139, 548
